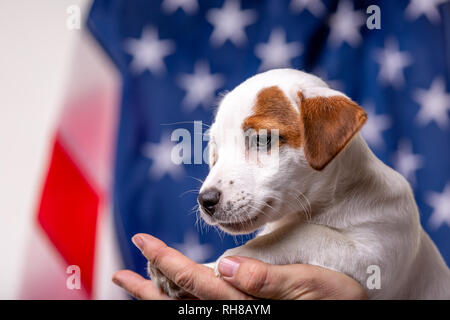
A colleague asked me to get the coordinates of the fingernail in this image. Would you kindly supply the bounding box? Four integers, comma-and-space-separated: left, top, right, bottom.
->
132, 235, 144, 251
112, 275, 123, 288
218, 257, 240, 277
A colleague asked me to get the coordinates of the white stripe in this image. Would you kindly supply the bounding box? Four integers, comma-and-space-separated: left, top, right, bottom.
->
93, 202, 128, 300
19, 226, 89, 299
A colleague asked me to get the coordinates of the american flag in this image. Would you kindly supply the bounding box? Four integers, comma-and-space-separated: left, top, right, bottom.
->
23, 0, 450, 298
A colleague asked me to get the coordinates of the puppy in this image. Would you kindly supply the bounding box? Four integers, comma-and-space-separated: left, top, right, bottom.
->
149, 69, 450, 299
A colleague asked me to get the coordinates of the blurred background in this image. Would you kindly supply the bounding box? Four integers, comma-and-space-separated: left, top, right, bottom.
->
0, 0, 449, 299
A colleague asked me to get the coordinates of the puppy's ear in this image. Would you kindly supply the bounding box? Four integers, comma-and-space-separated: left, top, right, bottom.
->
298, 92, 367, 171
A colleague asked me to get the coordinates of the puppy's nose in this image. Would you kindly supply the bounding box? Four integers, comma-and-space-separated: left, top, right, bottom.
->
198, 188, 221, 216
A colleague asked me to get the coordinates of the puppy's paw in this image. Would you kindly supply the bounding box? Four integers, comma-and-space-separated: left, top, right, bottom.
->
147, 262, 193, 299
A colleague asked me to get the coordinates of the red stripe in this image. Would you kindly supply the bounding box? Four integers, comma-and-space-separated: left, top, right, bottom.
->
37, 136, 100, 297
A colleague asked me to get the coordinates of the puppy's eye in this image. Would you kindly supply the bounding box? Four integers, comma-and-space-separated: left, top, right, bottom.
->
250, 134, 271, 150
256, 135, 271, 148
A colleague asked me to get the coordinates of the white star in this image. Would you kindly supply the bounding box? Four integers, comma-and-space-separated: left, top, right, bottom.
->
173, 232, 213, 263
405, 0, 449, 24
255, 28, 303, 71
206, 0, 257, 47
124, 26, 175, 75
142, 133, 185, 180
161, 0, 198, 15
414, 77, 450, 130
289, 0, 326, 17
374, 38, 413, 88
177, 61, 224, 112
361, 103, 392, 149
328, 0, 365, 48
392, 140, 424, 186
427, 183, 450, 229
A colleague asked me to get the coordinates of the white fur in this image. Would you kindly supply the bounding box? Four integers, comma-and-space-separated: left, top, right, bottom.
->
152, 69, 450, 299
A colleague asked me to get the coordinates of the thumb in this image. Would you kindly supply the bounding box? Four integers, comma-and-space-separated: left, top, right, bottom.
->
217, 256, 306, 299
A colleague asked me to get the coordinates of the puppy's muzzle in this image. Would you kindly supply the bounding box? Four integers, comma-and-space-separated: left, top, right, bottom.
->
198, 188, 221, 216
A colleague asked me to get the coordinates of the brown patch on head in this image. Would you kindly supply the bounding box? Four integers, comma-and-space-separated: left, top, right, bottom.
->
242, 86, 301, 148
298, 92, 367, 170
242, 86, 367, 171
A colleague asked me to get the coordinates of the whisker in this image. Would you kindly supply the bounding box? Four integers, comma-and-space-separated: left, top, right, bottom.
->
180, 189, 200, 198
187, 176, 204, 184
246, 203, 270, 219
298, 191, 312, 220
289, 190, 312, 221
160, 121, 211, 128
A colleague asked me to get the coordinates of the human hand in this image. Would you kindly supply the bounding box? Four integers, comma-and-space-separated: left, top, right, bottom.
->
112, 234, 367, 300
112, 234, 250, 299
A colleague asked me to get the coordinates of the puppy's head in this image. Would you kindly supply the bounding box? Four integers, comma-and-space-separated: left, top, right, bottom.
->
198, 69, 367, 234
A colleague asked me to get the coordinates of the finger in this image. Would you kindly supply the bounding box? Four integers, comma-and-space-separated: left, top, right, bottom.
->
112, 270, 172, 300
133, 233, 251, 300
305, 266, 368, 300
219, 256, 367, 300
218, 256, 314, 299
